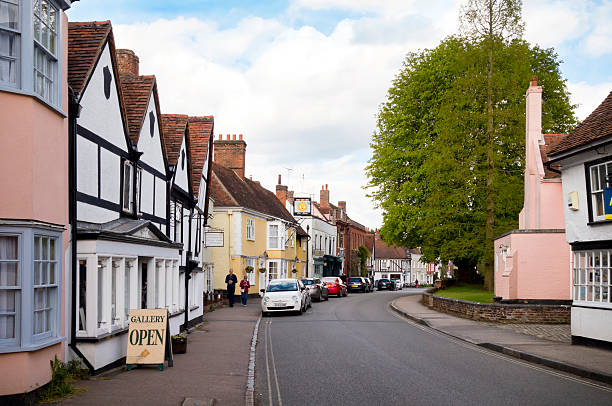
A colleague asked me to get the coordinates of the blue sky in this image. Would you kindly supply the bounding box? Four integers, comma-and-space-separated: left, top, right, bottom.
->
66, 0, 612, 228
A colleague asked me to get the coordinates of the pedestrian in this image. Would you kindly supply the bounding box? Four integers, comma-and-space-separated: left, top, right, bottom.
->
415, 278, 419, 288
240, 275, 250, 306
225, 268, 238, 307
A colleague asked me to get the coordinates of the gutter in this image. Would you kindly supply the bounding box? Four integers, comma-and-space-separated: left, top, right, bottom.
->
68, 87, 95, 373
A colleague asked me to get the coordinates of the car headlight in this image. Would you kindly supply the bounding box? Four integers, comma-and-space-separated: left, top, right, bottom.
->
293, 295, 300, 302
263, 296, 270, 303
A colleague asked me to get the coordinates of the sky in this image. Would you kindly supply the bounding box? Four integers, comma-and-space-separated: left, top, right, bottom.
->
67, 0, 612, 230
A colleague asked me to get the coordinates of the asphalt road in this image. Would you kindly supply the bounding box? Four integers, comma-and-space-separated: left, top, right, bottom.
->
255, 289, 612, 406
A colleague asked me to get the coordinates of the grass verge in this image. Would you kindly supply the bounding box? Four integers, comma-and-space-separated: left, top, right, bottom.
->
433, 284, 494, 303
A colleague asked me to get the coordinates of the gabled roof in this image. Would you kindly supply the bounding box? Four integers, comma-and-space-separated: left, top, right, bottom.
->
119, 73, 155, 145
68, 21, 112, 95
187, 116, 214, 198
211, 163, 296, 223
374, 237, 409, 259
160, 114, 188, 167
549, 89, 612, 155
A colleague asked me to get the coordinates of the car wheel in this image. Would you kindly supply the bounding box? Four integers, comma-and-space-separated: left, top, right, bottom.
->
337, 291, 342, 297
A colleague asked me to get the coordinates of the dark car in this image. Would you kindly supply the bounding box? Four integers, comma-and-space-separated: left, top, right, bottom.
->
300, 278, 329, 302
377, 278, 394, 290
348, 277, 367, 293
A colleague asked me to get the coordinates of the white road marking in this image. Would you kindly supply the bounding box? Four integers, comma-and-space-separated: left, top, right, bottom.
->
264, 318, 273, 406
268, 318, 283, 406
387, 304, 612, 393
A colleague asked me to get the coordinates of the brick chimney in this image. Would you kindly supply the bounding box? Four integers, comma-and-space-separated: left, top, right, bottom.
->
287, 190, 294, 206
213, 133, 247, 178
116, 49, 139, 76
320, 184, 329, 208
338, 201, 346, 213
276, 174, 288, 207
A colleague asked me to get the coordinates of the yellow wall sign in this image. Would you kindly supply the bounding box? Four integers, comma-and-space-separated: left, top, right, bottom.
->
126, 309, 173, 370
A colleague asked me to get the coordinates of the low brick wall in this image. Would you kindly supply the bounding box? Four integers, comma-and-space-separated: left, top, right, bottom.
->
422, 291, 570, 324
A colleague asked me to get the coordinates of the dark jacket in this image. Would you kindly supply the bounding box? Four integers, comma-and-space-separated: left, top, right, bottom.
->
225, 273, 238, 291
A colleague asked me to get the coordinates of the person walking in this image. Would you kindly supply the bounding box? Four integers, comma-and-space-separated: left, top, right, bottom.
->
415, 279, 419, 288
225, 268, 238, 307
240, 275, 250, 306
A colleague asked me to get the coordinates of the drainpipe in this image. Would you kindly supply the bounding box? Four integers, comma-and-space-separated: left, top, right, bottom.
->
306, 225, 310, 277
68, 87, 94, 373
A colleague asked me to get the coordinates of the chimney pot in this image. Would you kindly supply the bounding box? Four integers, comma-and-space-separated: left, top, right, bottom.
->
232, 134, 236, 140
226, 134, 230, 140
239, 134, 243, 140
530, 76, 538, 86
278, 174, 282, 184
218, 134, 222, 140
325, 184, 328, 190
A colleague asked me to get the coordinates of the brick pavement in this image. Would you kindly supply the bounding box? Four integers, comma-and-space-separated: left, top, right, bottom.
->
486, 323, 571, 343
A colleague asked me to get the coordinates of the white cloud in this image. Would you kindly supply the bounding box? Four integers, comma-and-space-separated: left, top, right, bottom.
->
582, 1, 612, 56
523, 0, 589, 48
567, 80, 612, 121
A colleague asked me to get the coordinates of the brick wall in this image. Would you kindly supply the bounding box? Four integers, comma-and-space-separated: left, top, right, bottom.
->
422, 292, 570, 324
214, 135, 246, 178
116, 49, 139, 75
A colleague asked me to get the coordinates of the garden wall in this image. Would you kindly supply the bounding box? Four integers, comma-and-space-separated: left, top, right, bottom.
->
422, 291, 570, 324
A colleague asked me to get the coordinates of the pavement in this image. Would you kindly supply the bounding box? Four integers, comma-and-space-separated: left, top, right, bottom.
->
391, 294, 612, 385
61, 300, 261, 406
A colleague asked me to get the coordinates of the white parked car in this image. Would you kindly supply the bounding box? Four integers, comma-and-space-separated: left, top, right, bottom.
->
261, 279, 310, 316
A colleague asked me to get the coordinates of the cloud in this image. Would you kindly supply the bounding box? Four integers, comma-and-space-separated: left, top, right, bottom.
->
567, 80, 612, 121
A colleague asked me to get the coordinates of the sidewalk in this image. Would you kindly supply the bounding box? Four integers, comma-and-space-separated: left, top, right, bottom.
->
391, 295, 612, 385
61, 300, 261, 406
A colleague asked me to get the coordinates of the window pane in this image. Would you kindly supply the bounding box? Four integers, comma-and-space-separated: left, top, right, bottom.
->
49, 261, 55, 284
33, 0, 40, 16
595, 193, 604, 216
0, 1, 19, 30
41, 237, 48, 260
49, 7, 55, 30
0, 290, 15, 312
41, 0, 48, 24
0, 235, 18, 260
34, 261, 41, 284
34, 288, 44, 310
34, 18, 41, 43
78, 260, 87, 330
49, 238, 55, 260
0, 315, 15, 338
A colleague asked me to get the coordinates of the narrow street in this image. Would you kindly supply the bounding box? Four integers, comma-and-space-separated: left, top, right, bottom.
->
255, 291, 612, 406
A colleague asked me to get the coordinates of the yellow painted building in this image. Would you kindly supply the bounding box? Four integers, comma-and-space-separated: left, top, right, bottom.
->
209, 163, 308, 295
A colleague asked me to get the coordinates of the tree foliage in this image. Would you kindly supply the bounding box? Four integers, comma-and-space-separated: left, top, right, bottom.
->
357, 245, 370, 277
367, 32, 576, 285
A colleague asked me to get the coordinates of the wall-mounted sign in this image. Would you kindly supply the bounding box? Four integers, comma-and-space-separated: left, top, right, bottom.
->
604, 188, 612, 220
294, 197, 311, 216
126, 309, 172, 370
205, 231, 224, 247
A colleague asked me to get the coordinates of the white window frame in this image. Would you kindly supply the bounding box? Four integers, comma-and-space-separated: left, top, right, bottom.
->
588, 159, 612, 222
0, 225, 62, 353
246, 257, 256, 284
573, 250, 611, 306
0, 0, 66, 112
267, 223, 279, 250
267, 259, 279, 281
122, 161, 134, 213
246, 218, 255, 241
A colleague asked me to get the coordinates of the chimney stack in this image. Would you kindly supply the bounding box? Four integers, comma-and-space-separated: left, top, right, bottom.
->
338, 201, 346, 213
116, 49, 139, 76
320, 184, 330, 208
276, 174, 288, 207
287, 190, 294, 206
213, 133, 247, 178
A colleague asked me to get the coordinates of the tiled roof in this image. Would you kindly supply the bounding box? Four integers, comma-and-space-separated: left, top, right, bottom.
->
187, 116, 214, 198
160, 114, 188, 168
374, 236, 409, 259
347, 216, 366, 231
119, 73, 155, 145
539, 134, 565, 179
68, 21, 112, 95
549, 89, 612, 155
211, 163, 296, 223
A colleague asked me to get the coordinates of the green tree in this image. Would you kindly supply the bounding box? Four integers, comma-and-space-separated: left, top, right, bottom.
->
367, 33, 576, 288
357, 245, 371, 277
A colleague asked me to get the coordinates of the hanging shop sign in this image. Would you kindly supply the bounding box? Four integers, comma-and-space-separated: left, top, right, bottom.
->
604, 188, 612, 220
126, 308, 173, 370
205, 231, 224, 247
294, 197, 311, 216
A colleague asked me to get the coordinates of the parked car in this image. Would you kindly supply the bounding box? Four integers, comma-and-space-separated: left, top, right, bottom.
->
322, 276, 348, 297
300, 278, 329, 301
393, 280, 403, 290
261, 279, 309, 316
377, 279, 394, 290
364, 278, 373, 292
348, 277, 367, 293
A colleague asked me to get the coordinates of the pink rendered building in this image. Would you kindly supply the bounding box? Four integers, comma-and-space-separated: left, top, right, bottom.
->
493, 78, 571, 301
0, 0, 73, 396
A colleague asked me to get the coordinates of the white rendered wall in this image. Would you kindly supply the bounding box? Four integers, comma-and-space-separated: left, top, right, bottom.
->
76, 136, 98, 196
77, 201, 118, 224
560, 150, 612, 243
571, 307, 612, 342
155, 176, 166, 219
140, 171, 154, 214
137, 92, 166, 173
99, 148, 120, 203
173, 138, 189, 193
77, 42, 128, 153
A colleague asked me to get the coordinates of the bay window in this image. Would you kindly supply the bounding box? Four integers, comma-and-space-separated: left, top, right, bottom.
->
0, 225, 62, 352
0, 0, 67, 110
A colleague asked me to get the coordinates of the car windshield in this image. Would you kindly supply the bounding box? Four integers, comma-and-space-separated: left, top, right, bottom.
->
349, 278, 361, 283
301, 279, 314, 285
379, 279, 390, 282
322, 277, 339, 283
267, 281, 298, 292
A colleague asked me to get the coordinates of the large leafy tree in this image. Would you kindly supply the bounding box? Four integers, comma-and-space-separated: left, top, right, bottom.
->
367, 5, 576, 288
